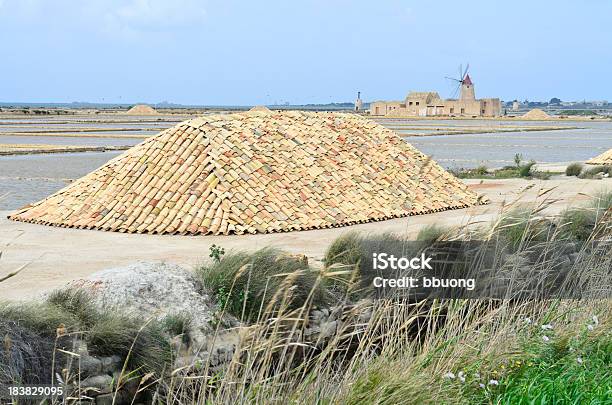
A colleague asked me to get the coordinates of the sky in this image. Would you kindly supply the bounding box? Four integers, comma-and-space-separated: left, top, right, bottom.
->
0, 0, 610, 105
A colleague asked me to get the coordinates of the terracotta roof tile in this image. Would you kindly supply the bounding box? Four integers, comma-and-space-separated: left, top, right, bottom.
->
9, 111, 485, 235
586, 149, 612, 165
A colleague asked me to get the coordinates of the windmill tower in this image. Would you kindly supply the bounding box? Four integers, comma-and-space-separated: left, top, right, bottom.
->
460, 74, 475, 101
446, 64, 475, 101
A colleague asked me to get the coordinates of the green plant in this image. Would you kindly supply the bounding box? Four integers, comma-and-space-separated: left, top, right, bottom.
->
209, 244, 226, 263
474, 165, 488, 176
558, 208, 596, 241
46, 288, 99, 329
324, 231, 362, 268
514, 153, 523, 169
198, 248, 327, 321
518, 160, 536, 177
565, 162, 583, 177
87, 314, 171, 372
162, 313, 193, 341
0, 302, 78, 335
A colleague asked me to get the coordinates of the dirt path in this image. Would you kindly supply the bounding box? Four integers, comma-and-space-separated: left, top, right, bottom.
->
0, 177, 608, 300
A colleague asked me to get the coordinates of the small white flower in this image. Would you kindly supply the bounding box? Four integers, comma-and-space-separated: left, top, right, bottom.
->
542, 335, 550, 342
474, 372, 481, 379
479, 383, 486, 389
524, 317, 532, 324
592, 315, 599, 326
576, 357, 583, 364
569, 347, 575, 352
489, 379, 499, 386
443, 372, 456, 380
458, 371, 466, 383
587, 324, 594, 331
541, 324, 553, 330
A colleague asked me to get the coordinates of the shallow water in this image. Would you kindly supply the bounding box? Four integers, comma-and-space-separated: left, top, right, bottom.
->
379, 120, 612, 169
0, 152, 121, 210
0, 135, 142, 147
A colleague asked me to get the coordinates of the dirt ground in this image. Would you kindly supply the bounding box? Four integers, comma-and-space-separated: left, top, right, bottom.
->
0, 177, 609, 300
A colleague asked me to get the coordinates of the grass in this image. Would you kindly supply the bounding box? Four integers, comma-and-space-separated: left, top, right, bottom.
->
0, 288, 171, 387
197, 247, 329, 322
489, 334, 611, 403
87, 314, 170, 372
449, 314, 611, 404
450, 164, 557, 180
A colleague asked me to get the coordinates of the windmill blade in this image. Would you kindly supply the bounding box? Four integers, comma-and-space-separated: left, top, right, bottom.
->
452, 83, 460, 99
463, 63, 470, 80
445, 76, 461, 83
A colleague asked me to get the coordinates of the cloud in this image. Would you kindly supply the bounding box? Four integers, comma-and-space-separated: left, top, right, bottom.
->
0, 0, 207, 40
104, 0, 207, 32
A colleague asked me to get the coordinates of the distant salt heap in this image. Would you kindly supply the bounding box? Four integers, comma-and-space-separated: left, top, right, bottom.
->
586, 149, 612, 165
522, 108, 551, 120
9, 111, 484, 235
249, 105, 272, 113
126, 104, 158, 115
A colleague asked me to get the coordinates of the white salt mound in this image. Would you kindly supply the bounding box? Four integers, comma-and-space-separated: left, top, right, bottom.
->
522, 108, 551, 120
248, 105, 272, 112
126, 104, 158, 115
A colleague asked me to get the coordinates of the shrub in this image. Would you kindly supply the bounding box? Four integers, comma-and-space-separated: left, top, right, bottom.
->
557, 191, 611, 241
1, 289, 172, 378
558, 208, 596, 241
324, 232, 425, 296
565, 162, 583, 177
87, 314, 171, 373
198, 248, 327, 322
475, 165, 488, 176
518, 161, 536, 177
324, 231, 362, 269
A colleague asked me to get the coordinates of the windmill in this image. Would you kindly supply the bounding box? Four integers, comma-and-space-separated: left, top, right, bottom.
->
445, 64, 470, 99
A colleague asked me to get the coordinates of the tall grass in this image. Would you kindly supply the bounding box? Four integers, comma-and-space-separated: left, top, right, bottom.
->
2, 191, 610, 404
159, 191, 611, 404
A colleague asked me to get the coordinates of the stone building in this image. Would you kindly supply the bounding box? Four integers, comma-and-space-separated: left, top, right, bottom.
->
354, 91, 363, 112
370, 74, 501, 117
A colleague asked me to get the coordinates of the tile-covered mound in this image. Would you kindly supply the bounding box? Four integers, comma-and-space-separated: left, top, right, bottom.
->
586, 149, 612, 165
9, 111, 484, 235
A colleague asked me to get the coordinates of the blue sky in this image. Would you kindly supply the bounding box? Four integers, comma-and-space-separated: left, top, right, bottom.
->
1, 0, 610, 105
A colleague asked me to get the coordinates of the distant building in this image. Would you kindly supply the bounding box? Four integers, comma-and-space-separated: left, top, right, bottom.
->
354, 91, 363, 112
512, 100, 520, 111
370, 74, 501, 117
